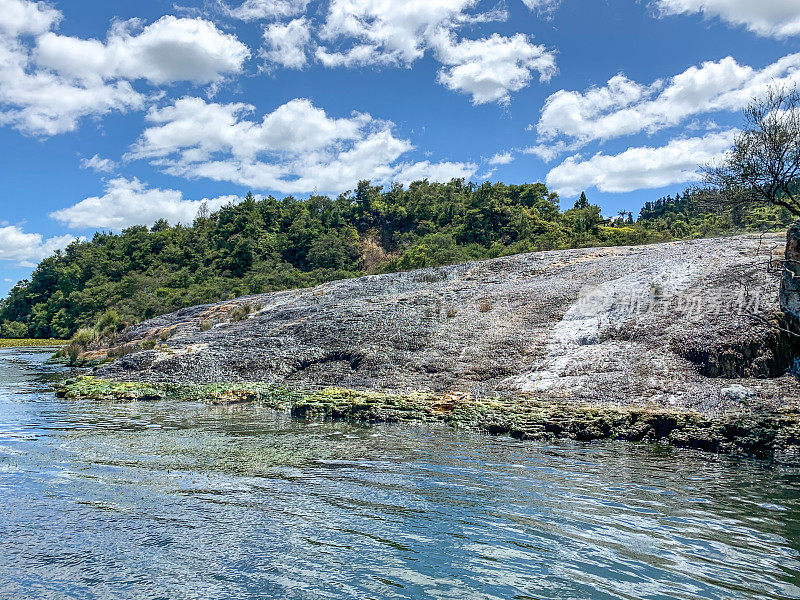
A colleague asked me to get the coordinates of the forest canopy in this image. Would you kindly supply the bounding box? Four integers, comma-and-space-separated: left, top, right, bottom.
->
0, 178, 792, 339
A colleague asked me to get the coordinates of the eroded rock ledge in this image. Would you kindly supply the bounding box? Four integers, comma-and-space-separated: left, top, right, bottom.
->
55, 376, 800, 462
67, 233, 800, 460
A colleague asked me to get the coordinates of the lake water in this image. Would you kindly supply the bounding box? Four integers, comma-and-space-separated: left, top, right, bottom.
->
1, 347, 799, 600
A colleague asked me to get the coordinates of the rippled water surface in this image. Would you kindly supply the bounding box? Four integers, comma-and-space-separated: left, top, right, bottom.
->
1, 348, 800, 599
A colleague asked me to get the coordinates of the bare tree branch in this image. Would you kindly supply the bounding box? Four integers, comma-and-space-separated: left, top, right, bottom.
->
702, 84, 800, 219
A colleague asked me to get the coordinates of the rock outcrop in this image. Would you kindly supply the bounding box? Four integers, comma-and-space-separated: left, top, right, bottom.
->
92, 233, 800, 418
781, 223, 800, 328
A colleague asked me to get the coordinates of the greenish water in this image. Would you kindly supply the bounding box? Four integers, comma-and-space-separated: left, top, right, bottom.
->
1, 348, 799, 600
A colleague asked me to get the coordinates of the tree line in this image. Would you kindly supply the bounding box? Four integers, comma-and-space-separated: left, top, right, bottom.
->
0, 179, 791, 339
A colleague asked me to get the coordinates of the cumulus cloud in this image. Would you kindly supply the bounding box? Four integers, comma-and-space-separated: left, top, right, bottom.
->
654, 0, 800, 38
315, 0, 554, 103
261, 18, 311, 70
488, 151, 514, 165
433, 32, 556, 104
131, 97, 369, 158
50, 177, 240, 230
128, 96, 476, 193
226, 0, 309, 21
79, 154, 116, 173
536, 54, 800, 149
0, 1, 250, 135
0, 224, 76, 266
0, 0, 145, 135
545, 130, 737, 196
318, 0, 477, 66
36, 16, 250, 85
0, 42, 145, 136
0, 0, 60, 37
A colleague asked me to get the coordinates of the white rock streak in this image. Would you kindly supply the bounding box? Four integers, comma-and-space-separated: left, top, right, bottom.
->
507, 251, 706, 392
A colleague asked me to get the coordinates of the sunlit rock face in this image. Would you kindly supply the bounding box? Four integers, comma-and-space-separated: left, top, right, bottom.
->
95, 233, 799, 416
781, 223, 800, 328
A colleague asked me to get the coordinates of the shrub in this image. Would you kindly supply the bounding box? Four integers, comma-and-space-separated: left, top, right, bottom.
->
65, 342, 83, 366
478, 301, 492, 313
96, 309, 124, 339
59, 327, 97, 366
229, 304, 252, 322
72, 328, 96, 346
446, 308, 457, 318
199, 320, 212, 332
1, 320, 28, 339
107, 344, 136, 359
650, 282, 664, 299
414, 270, 446, 284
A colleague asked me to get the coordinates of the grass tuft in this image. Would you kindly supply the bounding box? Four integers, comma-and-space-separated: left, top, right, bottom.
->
229, 304, 252, 322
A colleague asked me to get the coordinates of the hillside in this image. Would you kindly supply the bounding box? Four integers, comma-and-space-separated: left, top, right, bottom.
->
87, 233, 796, 409
1, 180, 792, 340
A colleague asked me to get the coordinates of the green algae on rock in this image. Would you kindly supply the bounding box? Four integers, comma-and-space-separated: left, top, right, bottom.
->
54, 376, 302, 406
55, 376, 800, 463
0, 339, 68, 348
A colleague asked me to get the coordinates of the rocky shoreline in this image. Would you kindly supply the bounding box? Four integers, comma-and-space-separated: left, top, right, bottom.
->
62, 233, 800, 461
55, 375, 800, 462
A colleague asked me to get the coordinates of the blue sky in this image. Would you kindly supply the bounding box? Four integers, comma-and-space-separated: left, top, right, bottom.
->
1, 0, 800, 295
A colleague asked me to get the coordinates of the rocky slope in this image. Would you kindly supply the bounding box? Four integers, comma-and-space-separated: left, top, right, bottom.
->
90, 233, 799, 418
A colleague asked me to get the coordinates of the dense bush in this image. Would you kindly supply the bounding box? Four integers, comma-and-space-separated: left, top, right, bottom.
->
0, 321, 28, 338
0, 179, 791, 339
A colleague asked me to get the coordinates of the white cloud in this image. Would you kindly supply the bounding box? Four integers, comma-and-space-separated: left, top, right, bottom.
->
537, 54, 800, 148
523, 139, 583, 162
521, 0, 562, 16
315, 43, 388, 68
488, 151, 514, 165
0, 36, 145, 135
261, 18, 310, 70
319, 0, 478, 66
393, 160, 477, 184
0, 224, 76, 266
545, 130, 737, 196
226, 0, 309, 21
36, 16, 250, 85
0, 1, 145, 135
50, 177, 240, 230
433, 32, 556, 104
131, 96, 369, 158
655, 0, 800, 38
315, 0, 552, 103
0, 2, 249, 136
79, 154, 116, 173
128, 96, 477, 193
0, 0, 60, 37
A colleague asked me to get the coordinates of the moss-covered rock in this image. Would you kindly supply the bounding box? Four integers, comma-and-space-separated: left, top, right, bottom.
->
53, 375, 301, 407
54, 376, 800, 463
0, 338, 68, 348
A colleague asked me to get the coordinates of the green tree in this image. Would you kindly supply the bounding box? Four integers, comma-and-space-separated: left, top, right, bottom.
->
1, 321, 29, 339
703, 85, 800, 218
575, 191, 590, 210
0, 177, 782, 339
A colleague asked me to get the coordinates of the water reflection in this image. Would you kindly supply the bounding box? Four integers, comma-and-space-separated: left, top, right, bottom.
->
0, 348, 798, 600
